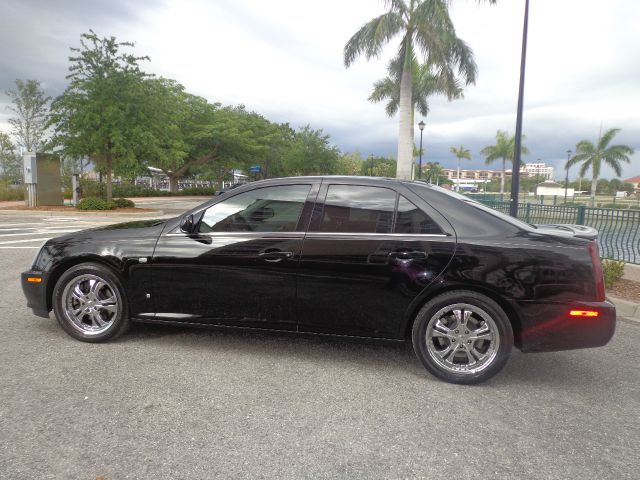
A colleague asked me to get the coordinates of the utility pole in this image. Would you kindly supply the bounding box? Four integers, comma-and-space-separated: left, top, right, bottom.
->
510, 0, 530, 217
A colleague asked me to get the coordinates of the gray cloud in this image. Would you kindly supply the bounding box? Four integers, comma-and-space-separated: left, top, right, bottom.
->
1, 0, 637, 182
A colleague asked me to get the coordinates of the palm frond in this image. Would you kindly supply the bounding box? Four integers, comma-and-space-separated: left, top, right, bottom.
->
344, 12, 405, 67
597, 127, 620, 151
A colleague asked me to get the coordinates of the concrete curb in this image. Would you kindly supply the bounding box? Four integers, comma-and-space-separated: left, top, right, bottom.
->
609, 296, 640, 323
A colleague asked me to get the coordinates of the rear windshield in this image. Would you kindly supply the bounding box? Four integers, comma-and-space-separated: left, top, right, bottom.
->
409, 182, 537, 231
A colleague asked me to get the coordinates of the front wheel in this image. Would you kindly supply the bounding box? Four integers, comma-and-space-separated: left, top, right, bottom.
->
412, 290, 513, 384
52, 263, 130, 342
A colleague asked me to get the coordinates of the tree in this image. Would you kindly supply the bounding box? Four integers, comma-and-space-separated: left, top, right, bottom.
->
279, 126, 341, 176
0, 132, 22, 183
361, 155, 397, 177
481, 130, 529, 195
344, 1, 493, 179
6, 79, 51, 153
336, 151, 365, 176
567, 128, 634, 206
422, 161, 445, 184
450, 145, 471, 191
369, 59, 463, 169
48, 31, 151, 201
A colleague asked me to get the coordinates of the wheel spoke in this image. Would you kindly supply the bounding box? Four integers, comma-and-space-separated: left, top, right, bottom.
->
89, 279, 105, 296
91, 311, 107, 328
469, 324, 491, 342
462, 344, 477, 365
432, 319, 456, 340
97, 303, 117, 314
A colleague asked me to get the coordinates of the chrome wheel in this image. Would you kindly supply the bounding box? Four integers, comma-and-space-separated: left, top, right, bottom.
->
61, 274, 119, 335
425, 303, 500, 375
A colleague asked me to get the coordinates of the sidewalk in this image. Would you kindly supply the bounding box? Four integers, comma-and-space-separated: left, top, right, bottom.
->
610, 297, 640, 323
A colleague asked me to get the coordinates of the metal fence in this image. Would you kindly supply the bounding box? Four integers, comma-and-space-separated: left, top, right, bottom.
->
476, 199, 640, 264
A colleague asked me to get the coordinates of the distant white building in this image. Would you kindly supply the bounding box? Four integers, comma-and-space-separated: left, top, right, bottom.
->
506, 162, 555, 181
535, 180, 574, 197
524, 162, 554, 180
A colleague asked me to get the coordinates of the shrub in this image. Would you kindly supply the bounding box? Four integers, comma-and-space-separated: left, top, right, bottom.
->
601, 203, 621, 209
0, 182, 24, 201
113, 197, 135, 208
77, 197, 110, 210
602, 258, 625, 289
179, 187, 216, 196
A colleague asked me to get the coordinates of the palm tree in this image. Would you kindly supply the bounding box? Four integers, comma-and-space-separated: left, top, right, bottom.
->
369, 58, 462, 174
422, 161, 444, 184
481, 130, 529, 195
450, 145, 471, 191
567, 128, 634, 206
344, 0, 487, 180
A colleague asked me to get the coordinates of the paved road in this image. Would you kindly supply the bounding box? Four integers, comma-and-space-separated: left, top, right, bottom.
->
0, 211, 639, 479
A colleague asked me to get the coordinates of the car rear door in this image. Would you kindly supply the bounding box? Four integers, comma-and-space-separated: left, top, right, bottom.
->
296, 180, 456, 339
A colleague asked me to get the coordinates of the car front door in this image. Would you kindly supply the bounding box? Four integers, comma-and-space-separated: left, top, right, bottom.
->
296, 181, 456, 339
150, 182, 318, 330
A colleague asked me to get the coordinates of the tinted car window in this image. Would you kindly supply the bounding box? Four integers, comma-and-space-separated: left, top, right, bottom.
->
200, 185, 311, 232
394, 195, 442, 234
318, 185, 396, 233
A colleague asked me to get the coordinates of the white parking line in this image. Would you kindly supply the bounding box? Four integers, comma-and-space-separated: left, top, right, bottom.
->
0, 230, 79, 237
0, 238, 55, 245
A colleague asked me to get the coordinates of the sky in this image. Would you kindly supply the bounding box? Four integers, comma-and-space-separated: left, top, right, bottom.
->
1, 0, 638, 180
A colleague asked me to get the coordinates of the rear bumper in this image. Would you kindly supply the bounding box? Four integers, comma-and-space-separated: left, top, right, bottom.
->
21, 270, 50, 319
517, 299, 616, 353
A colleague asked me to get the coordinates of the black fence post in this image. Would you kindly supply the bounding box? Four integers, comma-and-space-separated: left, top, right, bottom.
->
576, 205, 586, 225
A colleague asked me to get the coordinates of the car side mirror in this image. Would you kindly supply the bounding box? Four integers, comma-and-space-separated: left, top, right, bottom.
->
180, 214, 196, 233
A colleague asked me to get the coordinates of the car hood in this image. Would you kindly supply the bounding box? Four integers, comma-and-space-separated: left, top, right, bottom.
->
47, 219, 168, 244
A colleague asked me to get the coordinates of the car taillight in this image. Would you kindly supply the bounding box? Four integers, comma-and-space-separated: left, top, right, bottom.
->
588, 241, 605, 301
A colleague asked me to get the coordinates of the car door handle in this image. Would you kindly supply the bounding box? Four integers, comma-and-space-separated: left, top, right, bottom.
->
388, 250, 428, 260
258, 250, 294, 263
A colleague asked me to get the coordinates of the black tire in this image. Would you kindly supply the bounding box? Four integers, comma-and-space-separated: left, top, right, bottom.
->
412, 290, 513, 384
52, 262, 130, 342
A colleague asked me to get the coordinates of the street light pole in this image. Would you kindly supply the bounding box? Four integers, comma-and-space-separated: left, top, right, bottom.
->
509, 0, 530, 217
564, 149, 571, 204
417, 121, 425, 180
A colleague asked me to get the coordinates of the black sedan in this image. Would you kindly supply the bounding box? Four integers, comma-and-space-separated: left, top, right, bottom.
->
21, 176, 616, 384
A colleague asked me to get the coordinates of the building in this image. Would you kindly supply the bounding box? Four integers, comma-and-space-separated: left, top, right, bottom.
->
624, 175, 640, 192
535, 180, 574, 197
523, 162, 554, 180
506, 162, 555, 180
442, 168, 501, 182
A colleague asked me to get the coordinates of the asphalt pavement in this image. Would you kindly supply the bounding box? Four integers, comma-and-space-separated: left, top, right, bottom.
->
0, 205, 639, 480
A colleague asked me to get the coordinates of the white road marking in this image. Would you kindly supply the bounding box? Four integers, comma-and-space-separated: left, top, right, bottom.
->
0, 230, 79, 237
0, 246, 41, 249
0, 238, 55, 245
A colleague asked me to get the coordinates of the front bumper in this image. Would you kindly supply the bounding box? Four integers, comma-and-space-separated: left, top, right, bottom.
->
21, 270, 50, 318
517, 299, 616, 353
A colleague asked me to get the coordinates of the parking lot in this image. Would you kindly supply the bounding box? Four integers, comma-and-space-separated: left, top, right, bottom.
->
1, 205, 639, 479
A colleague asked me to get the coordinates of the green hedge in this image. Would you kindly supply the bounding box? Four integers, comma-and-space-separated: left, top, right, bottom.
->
75, 180, 215, 198
76, 197, 137, 210
113, 197, 135, 208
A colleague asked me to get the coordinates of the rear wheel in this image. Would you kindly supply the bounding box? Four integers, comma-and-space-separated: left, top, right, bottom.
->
412, 290, 513, 384
52, 263, 129, 342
